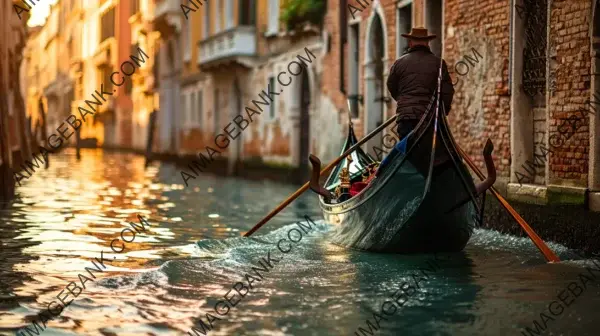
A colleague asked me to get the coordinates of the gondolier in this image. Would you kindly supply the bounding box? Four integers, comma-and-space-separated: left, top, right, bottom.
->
386, 27, 455, 141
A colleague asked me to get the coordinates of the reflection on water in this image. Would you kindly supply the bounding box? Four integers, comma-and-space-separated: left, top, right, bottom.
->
0, 148, 599, 336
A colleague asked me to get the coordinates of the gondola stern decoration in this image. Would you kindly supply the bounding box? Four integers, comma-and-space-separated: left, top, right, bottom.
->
474, 138, 496, 195
444, 138, 497, 214
308, 154, 334, 200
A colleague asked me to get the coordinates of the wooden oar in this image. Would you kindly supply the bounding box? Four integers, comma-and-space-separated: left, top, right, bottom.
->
244, 114, 397, 237
456, 146, 560, 263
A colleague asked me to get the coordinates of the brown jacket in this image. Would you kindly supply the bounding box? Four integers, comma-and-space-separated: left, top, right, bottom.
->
386, 45, 454, 121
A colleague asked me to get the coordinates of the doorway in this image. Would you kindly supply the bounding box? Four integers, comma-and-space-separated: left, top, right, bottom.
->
589, 1, 600, 209
299, 69, 311, 177
229, 79, 243, 174
364, 13, 385, 159
425, 0, 443, 57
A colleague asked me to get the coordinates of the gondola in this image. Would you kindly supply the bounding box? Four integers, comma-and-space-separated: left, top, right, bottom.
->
307, 63, 496, 253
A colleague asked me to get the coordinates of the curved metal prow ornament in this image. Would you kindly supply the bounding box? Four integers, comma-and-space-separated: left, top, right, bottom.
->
308, 154, 334, 200
346, 98, 354, 129
422, 57, 445, 199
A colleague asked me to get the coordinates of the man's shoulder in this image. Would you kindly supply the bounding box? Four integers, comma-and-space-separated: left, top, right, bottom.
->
392, 53, 411, 68
396, 53, 411, 62
396, 50, 439, 61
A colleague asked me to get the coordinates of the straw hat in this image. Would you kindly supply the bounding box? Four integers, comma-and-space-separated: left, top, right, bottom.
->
401, 27, 437, 40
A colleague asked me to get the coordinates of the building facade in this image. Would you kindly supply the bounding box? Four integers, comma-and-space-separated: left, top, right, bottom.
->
148, 0, 336, 177
22, 0, 159, 152
1, 0, 32, 203
322, 0, 600, 210
20, 0, 600, 210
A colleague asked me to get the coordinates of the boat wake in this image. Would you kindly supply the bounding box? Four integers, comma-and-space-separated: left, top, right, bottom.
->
94, 219, 333, 293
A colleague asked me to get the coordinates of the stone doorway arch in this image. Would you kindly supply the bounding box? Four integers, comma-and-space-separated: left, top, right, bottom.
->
298, 68, 311, 176
228, 79, 243, 174
364, 10, 387, 159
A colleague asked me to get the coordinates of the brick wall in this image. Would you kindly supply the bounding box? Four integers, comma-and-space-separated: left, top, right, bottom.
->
547, 0, 593, 186
443, 0, 511, 179
322, 0, 351, 131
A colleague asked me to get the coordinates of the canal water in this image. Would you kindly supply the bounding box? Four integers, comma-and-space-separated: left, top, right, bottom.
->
0, 149, 599, 336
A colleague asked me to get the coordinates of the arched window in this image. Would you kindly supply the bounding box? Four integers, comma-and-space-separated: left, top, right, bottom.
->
267, 0, 280, 35
203, 0, 211, 38
425, 0, 442, 57
239, 0, 256, 26
226, 0, 234, 29
396, 0, 413, 58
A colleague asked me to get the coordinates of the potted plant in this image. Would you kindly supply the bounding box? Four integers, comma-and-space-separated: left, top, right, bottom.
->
280, 0, 326, 32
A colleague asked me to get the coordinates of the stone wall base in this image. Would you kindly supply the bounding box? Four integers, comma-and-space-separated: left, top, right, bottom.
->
589, 192, 600, 212
506, 183, 589, 207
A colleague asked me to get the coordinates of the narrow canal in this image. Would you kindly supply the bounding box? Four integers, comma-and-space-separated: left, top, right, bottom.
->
1, 149, 599, 336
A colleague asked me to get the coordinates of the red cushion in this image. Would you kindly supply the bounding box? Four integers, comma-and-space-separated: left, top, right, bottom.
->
349, 182, 367, 196
349, 172, 377, 197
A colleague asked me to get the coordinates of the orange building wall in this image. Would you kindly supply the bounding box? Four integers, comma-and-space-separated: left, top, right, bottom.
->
116, 0, 133, 148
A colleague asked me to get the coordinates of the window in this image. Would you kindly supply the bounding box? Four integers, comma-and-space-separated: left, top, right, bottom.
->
197, 90, 204, 127
189, 92, 194, 125
100, 7, 115, 42
226, 0, 234, 29
268, 77, 276, 119
267, 0, 279, 35
396, 2, 412, 57
68, 39, 74, 60
425, 0, 442, 56
125, 74, 133, 95
239, 0, 256, 26
184, 18, 192, 61
203, 0, 211, 38
130, 0, 139, 16
76, 75, 83, 99
191, 91, 197, 125
216, 0, 223, 32
183, 92, 190, 125
130, 43, 141, 61
214, 88, 220, 133
348, 23, 360, 118
100, 66, 113, 93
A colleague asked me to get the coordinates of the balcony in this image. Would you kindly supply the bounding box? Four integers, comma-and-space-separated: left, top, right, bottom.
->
93, 37, 116, 68
198, 26, 257, 69
151, 0, 181, 37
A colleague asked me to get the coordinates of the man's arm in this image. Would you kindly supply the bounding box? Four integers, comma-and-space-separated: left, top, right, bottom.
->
386, 61, 400, 100
441, 60, 455, 115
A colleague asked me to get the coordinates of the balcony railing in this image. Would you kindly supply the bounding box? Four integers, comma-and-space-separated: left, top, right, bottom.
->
198, 26, 257, 67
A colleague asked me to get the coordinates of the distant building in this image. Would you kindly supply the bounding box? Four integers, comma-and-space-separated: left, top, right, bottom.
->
155, 0, 336, 176
1, 0, 32, 202
22, 0, 159, 152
